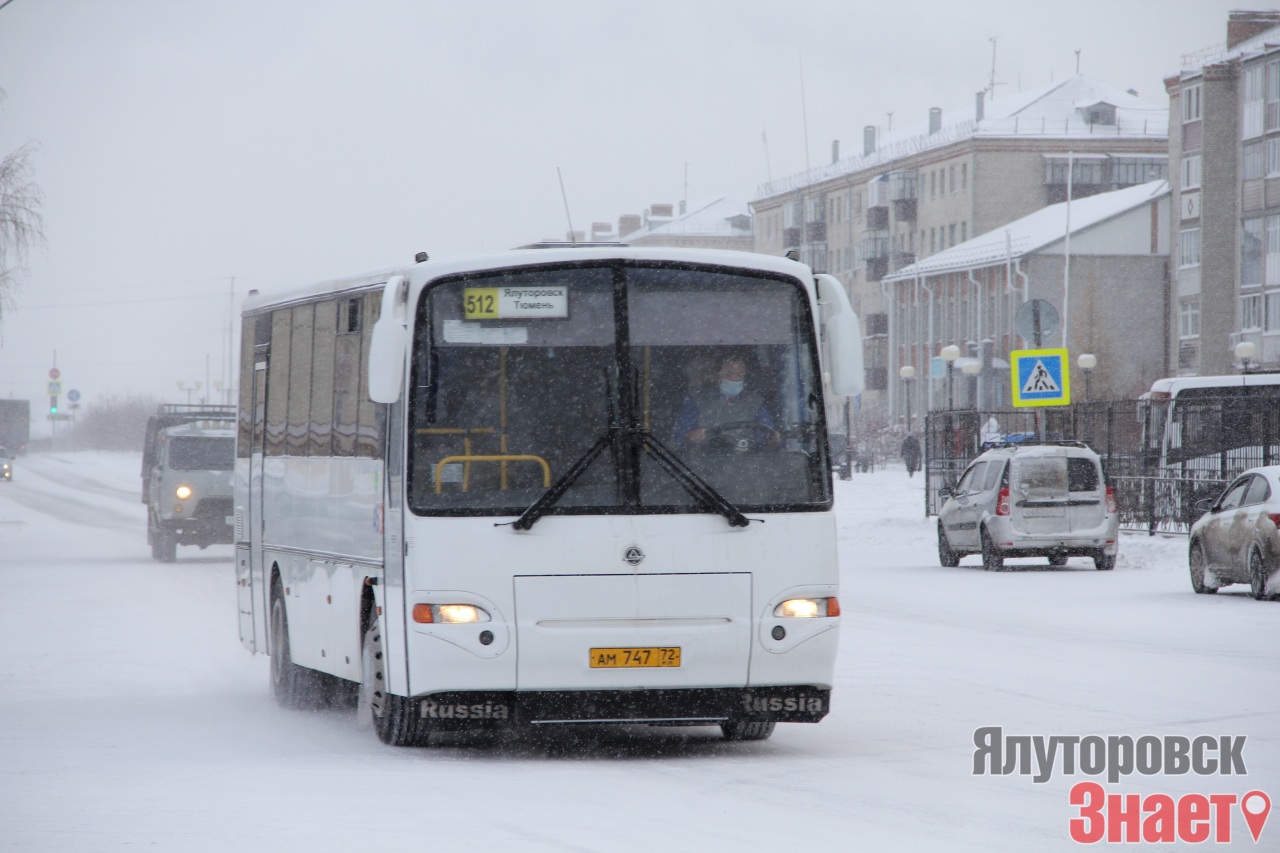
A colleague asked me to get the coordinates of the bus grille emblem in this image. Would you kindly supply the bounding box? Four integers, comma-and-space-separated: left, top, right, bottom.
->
623, 546, 644, 566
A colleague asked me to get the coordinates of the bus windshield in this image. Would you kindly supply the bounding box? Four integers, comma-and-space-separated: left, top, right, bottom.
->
407, 262, 831, 517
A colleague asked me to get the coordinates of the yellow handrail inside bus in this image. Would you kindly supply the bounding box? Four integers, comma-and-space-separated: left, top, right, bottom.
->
434, 454, 551, 494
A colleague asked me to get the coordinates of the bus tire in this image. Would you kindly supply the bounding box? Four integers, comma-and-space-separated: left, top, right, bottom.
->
362, 619, 425, 746
721, 720, 775, 741
269, 582, 324, 709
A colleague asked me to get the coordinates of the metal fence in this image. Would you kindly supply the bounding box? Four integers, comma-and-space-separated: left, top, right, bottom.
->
922, 396, 1280, 533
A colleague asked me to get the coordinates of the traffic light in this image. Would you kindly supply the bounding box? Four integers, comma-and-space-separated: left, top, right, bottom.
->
50, 395, 58, 415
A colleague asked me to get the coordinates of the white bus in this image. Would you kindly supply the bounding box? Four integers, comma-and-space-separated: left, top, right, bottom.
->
234, 246, 863, 745
1141, 372, 1280, 476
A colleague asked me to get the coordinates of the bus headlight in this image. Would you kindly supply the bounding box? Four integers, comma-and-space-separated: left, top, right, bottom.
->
175, 485, 193, 500
773, 597, 840, 618
413, 604, 491, 624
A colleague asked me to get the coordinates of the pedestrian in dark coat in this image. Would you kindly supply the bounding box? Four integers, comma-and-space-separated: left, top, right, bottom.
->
901, 433, 921, 478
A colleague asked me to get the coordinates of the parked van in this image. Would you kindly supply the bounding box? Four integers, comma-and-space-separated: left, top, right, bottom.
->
937, 442, 1119, 571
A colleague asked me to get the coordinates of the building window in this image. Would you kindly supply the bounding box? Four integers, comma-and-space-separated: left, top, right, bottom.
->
930, 227, 936, 253
1269, 139, 1280, 177
1242, 293, 1265, 330
949, 165, 956, 193
1179, 228, 1201, 268
1182, 83, 1202, 123
1181, 155, 1202, 189
930, 171, 936, 198
1269, 60, 1280, 131
1112, 157, 1168, 187
1268, 215, 1280, 284
961, 222, 967, 242
1245, 65, 1265, 139
1179, 299, 1200, 339
1244, 141, 1266, 181
1267, 290, 1280, 332
949, 224, 956, 246
961, 163, 968, 190
1243, 217, 1265, 287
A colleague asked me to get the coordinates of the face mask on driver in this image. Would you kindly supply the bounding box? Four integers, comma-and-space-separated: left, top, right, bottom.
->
720, 379, 745, 398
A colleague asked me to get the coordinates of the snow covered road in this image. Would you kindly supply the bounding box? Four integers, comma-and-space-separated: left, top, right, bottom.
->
1, 452, 1275, 851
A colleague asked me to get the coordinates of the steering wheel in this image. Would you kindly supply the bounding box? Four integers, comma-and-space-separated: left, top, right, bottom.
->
704, 420, 771, 453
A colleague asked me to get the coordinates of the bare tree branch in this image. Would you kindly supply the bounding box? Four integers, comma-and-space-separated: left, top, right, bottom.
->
0, 139, 46, 326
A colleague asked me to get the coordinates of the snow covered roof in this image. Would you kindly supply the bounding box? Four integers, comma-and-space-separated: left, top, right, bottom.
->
619, 197, 753, 241
883, 179, 1169, 281
1179, 19, 1280, 74
755, 75, 1167, 199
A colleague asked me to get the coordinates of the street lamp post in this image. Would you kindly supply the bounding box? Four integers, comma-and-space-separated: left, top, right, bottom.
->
176, 380, 203, 405
899, 365, 916, 429
940, 345, 960, 410
1235, 341, 1258, 374
1077, 353, 1097, 402
962, 360, 981, 410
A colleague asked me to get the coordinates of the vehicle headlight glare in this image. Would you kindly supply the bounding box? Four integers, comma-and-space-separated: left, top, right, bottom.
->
412, 603, 491, 624
773, 597, 840, 618
175, 485, 192, 500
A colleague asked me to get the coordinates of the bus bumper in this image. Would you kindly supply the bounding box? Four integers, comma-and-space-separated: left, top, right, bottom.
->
414, 686, 832, 729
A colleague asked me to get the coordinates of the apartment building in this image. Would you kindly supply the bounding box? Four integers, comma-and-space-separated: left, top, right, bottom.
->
752, 75, 1168, 416
1168, 9, 1280, 375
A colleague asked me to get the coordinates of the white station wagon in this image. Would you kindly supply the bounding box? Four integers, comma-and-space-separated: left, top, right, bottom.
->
937, 443, 1119, 571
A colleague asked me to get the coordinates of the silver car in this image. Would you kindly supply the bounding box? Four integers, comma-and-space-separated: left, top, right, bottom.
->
937, 443, 1119, 571
1188, 465, 1280, 600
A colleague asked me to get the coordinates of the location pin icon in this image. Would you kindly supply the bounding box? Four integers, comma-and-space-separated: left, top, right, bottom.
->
1242, 790, 1271, 843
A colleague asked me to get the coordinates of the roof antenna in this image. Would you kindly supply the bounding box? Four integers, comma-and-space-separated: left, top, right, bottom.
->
988, 36, 998, 98
556, 166, 576, 242
1075, 49, 1082, 74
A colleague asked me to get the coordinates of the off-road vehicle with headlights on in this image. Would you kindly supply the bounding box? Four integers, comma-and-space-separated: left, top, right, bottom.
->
142, 404, 236, 562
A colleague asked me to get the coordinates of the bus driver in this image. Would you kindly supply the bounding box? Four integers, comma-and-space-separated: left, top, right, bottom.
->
675, 355, 780, 451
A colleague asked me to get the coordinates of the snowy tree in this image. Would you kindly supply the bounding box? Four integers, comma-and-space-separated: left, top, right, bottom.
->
0, 91, 46, 328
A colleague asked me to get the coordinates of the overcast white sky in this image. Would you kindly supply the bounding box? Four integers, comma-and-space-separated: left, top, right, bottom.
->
0, 0, 1255, 420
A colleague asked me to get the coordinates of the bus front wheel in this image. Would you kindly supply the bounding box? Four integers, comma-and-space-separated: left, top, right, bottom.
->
361, 619, 427, 746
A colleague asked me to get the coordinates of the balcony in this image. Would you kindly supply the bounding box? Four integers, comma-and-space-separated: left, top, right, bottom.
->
888, 170, 918, 222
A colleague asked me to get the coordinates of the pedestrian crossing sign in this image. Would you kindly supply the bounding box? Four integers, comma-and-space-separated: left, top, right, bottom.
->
1010, 348, 1071, 407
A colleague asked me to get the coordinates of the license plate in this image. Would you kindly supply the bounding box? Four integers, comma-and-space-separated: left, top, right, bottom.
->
1022, 506, 1065, 517
589, 647, 681, 668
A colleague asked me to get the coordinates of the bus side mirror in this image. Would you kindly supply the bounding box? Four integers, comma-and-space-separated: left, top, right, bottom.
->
368, 275, 408, 404
815, 274, 864, 397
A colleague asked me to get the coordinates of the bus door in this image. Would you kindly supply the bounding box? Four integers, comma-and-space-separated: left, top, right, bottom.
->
380, 399, 408, 696
239, 357, 268, 651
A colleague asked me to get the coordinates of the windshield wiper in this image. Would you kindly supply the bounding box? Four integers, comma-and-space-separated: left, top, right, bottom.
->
640, 433, 751, 528
511, 431, 612, 531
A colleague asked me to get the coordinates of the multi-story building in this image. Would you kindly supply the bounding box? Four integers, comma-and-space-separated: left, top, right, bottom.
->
751, 75, 1168, 416
1167, 9, 1280, 375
